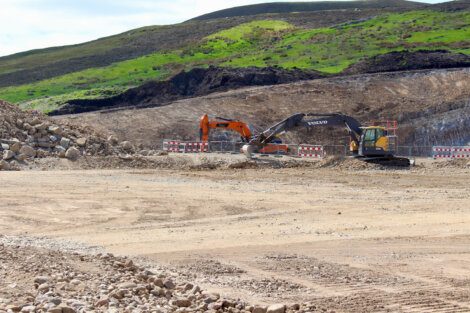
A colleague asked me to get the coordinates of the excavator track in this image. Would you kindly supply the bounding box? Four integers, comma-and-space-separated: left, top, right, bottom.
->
361, 156, 411, 167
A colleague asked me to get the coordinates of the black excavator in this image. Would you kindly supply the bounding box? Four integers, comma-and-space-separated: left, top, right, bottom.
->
241, 113, 411, 167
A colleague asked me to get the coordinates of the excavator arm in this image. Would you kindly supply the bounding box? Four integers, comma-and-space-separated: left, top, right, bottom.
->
249, 113, 363, 147
199, 114, 253, 142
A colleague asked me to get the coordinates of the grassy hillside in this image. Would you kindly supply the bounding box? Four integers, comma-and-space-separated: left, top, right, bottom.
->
0, 1, 423, 88
0, 9, 469, 112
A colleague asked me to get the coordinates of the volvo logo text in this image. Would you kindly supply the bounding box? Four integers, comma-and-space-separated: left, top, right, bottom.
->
307, 120, 328, 126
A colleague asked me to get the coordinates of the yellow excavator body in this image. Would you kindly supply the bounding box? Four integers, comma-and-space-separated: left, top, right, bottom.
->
375, 134, 390, 152
350, 126, 389, 154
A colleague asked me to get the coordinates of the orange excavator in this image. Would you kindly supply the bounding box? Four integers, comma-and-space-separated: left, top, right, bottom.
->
199, 114, 288, 154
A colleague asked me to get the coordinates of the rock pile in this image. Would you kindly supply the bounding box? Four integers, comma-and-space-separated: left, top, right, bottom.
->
0, 101, 132, 170
0, 238, 299, 313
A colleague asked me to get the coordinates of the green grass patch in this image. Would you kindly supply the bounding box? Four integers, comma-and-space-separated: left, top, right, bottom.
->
0, 10, 469, 111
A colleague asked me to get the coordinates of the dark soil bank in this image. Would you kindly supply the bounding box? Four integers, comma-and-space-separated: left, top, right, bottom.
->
49, 67, 325, 115
344, 50, 470, 74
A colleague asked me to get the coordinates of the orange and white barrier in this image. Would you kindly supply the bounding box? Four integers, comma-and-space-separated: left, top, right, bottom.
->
184, 142, 209, 153
298, 145, 324, 158
433, 146, 470, 159
163, 140, 209, 153
163, 141, 183, 153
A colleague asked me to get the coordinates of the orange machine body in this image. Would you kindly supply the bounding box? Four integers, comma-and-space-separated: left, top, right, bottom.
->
199, 114, 288, 154
199, 114, 253, 142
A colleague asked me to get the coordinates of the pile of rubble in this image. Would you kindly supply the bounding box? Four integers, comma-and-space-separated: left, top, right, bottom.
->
0, 101, 135, 171
0, 236, 298, 313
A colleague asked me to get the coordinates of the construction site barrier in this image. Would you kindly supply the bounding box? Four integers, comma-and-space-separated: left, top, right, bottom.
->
163, 141, 183, 153
163, 141, 453, 159
163, 140, 209, 153
183, 142, 209, 153
432, 146, 470, 159
298, 145, 324, 158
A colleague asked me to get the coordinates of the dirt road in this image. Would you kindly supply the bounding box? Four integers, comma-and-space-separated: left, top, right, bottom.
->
1, 165, 470, 312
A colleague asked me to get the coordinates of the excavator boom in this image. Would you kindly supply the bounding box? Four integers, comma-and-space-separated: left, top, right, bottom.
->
250, 113, 362, 146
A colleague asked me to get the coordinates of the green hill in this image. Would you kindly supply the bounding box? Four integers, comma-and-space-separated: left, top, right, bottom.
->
0, 5, 469, 112
0, 0, 425, 88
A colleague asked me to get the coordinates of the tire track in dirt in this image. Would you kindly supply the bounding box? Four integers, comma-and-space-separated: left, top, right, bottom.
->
174, 249, 470, 312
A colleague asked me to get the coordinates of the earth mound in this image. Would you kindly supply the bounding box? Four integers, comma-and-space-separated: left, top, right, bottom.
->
343, 50, 470, 74
48, 66, 326, 115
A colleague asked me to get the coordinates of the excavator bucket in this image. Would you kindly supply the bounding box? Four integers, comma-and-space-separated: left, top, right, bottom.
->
242, 144, 254, 158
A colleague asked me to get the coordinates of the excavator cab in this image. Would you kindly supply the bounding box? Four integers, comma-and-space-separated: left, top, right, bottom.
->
358, 127, 392, 157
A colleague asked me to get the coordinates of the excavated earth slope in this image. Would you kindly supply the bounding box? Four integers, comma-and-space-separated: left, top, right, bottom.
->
57, 68, 470, 149
49, 67, 325, 115
50, 51, 470, 116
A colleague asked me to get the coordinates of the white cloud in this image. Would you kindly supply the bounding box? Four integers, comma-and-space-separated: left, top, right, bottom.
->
0, 0, 443, 57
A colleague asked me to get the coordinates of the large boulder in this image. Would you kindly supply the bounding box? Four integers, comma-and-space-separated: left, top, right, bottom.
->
29, 117, 41, 126
19, 145, 36, 158
107, 135, 118, 145
48, 125, 63, 136
172, 298, 191, 308
10, 142, 22, 153
267, 304, 286, 313
253, 306, 268, 313
76, 138, 87, 147
3, 150, 15, 160
65, 147, 80, 160
55, 146, 66, 158
120, 141, 134, 152
60, 137, 71, 149
0, 160, 11, 171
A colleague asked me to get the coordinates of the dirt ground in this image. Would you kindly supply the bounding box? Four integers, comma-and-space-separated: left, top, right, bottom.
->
1, 161, 470, 312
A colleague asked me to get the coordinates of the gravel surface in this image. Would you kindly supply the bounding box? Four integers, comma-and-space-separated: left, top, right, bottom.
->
0, 235, 300, 313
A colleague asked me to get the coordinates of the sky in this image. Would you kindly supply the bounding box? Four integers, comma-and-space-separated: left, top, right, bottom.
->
0, 0, 445, 57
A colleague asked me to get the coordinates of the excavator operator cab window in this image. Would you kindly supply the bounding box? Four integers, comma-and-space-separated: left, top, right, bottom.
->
363, 129, 376, 141
363, 129, 378, 148
376, 128, 385, 138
